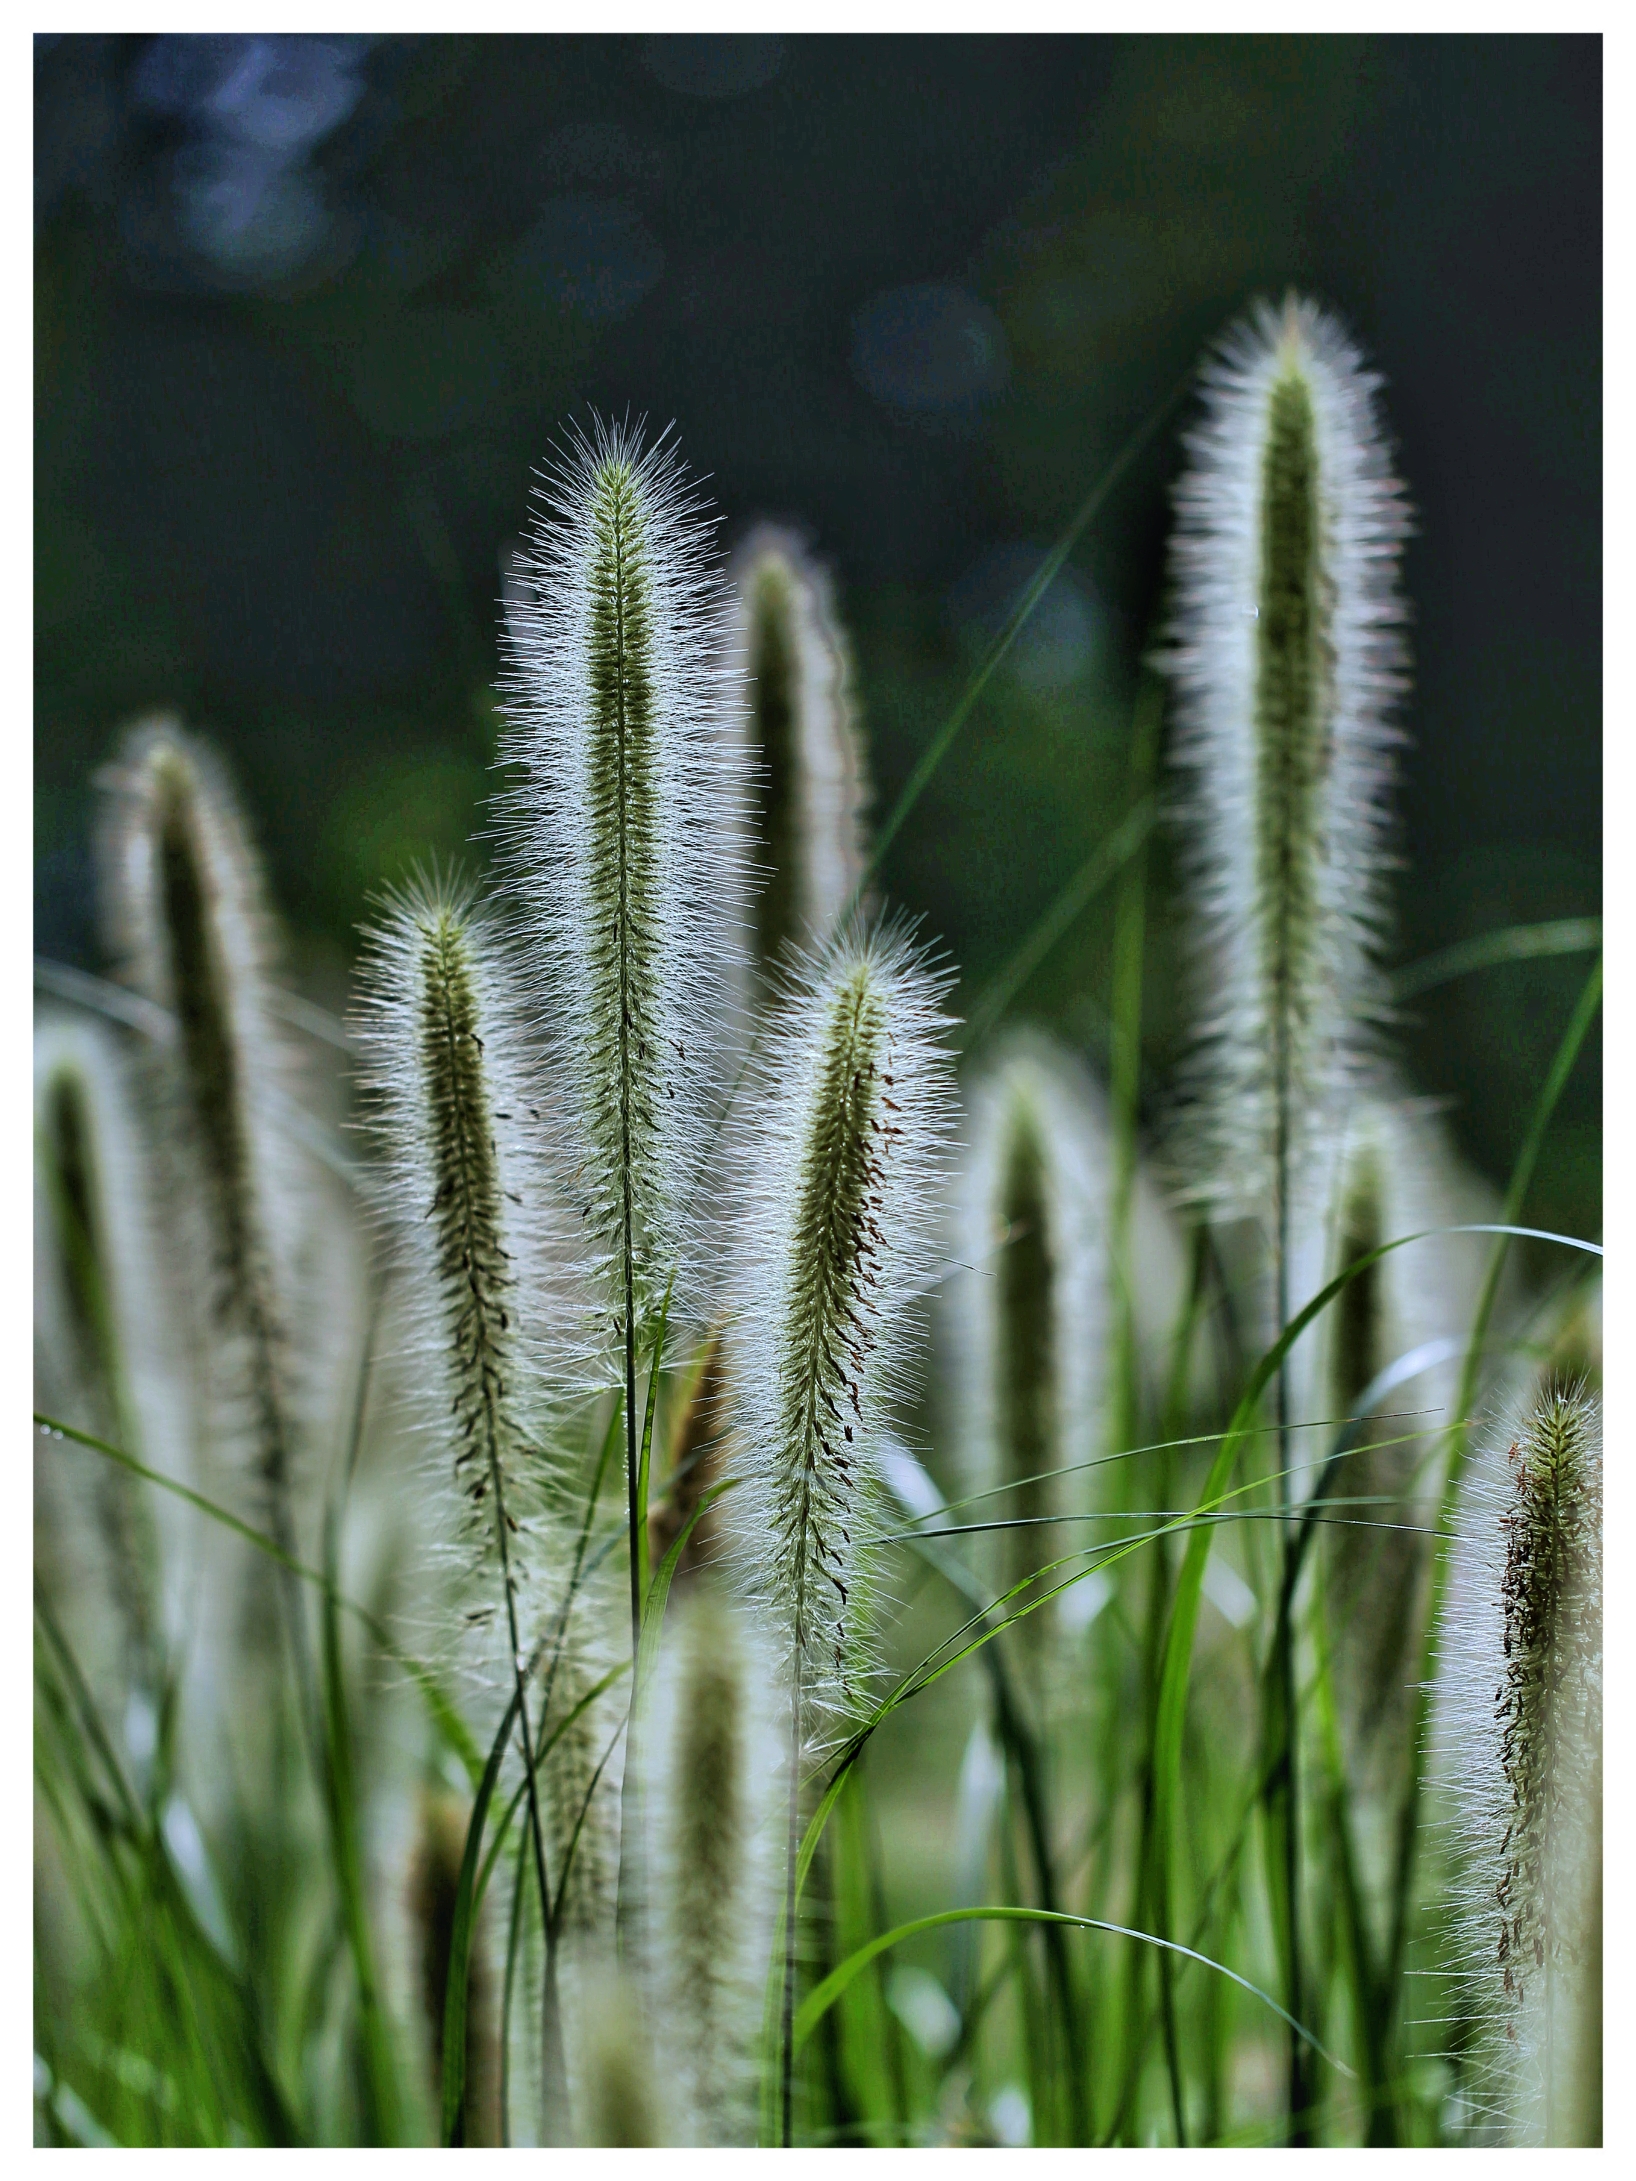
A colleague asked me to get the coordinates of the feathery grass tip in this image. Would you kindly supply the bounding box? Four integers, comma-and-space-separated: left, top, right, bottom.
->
724, 920, 955, 1736
1434, 1380, 1602, 2144
728, 523, 870, 972
1159, 293, 1410, 1227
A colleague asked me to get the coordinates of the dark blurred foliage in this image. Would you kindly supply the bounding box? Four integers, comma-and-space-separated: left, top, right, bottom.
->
35, 33, 1600, 1237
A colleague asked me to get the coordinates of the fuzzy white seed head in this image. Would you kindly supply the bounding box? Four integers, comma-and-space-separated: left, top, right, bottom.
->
722, 921, 956, 1739
727, 523, 871, 973
496, 417, 752, 1338
96, 718, 307, 1531
1159, 293, 1410, 1230
1432, 1381, 1602, 2145
1304, 1090, 1508, 1798
349, 872, 576, 1605
645, 1589, 784, 2144
950, 1032, 1108, 1627
33, 1013, 187, 1694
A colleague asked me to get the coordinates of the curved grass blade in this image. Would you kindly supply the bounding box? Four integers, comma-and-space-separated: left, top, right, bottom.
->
1391, 916, 1601, 1001
794, 1906, 1351, 2078
854, 366, 1194, 899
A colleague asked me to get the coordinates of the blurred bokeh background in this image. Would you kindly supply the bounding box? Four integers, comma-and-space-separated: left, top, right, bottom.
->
34, 32, 1601, 1237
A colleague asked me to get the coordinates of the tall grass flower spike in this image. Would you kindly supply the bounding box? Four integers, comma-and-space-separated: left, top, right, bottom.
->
497, 416, 750, 1656
1433, 1380, 1602, 2144
728, 524, 870, 971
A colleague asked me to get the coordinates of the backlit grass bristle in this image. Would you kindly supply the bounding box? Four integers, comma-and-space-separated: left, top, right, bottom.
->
647, 1590, 782, 2144
96, 719, 305, 1543
1311, 1092, 1500, 1781
33, 1015, 170, 1692
496, 415, 751, 1334
953, 1032, 1109, 1632
729, 524, 870, 972
1433, 1380, 1602, 2144
1159, 294, 1410, 1238
646, 1323, 733, 1585
349, 871, 570, 1591
724, 920, 955, 1739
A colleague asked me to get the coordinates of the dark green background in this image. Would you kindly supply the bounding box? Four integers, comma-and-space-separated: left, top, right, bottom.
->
34, 33, 1601, 1236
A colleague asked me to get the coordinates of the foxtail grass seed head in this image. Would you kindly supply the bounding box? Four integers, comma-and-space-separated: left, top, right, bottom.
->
647, 1590, 783, 2144
1306, 1091, 1504, 1780
952, 1033, 1108, 1635
497, 417, 751, 1338
350, 872, 571, 1603
724, 921, 955, 1737
1433, 1382, 1602, 2145
33, 1014, 174, 1698
576, 1970, 660, 2146
1159, 294, 1410, 1232
646, 1323, 733, 1585
727, 524, 871, 972
97, 719, 305, 1527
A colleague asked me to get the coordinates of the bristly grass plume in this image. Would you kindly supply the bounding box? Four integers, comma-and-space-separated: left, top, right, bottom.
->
1159, 293, 1410, 1249
33, 1016, 171, 1702
952, 1032, 1109, 1635
496, 416, 749, 1330
1433, 1381, 1602, 2145
496, 415, 750, 1661
97, 720, 306, 1551
349, 871, 570, 1599
647, 1590, 783, 2145
721, 919, 953, 2146
724, 921, 956, 1739
351, 871, 574, 2129
728, 524, 871, 973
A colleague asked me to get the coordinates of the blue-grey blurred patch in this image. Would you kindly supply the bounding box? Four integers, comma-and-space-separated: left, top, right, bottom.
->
850, 280, 1010, 414
945, 542, 1103, 695
133, 34, 368, 153
639, 35, 784, 99
173, 140, 328, 281
512, 196, 664, 323
131, 35, 370, 282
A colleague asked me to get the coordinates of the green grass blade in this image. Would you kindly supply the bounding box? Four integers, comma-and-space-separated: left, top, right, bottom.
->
1391, 916, 1601, 1000
851, 366, 1193, 900
440, 1672, 533, 2144
794, 1907, 1350, 2077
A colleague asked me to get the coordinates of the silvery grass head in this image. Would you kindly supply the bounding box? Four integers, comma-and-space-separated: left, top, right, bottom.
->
723, 921, 956, 1739
97, 718, 306, 1532
1433, 1380, 1602, 2145
495, 416, 751, 1341
33, 1014, 177, 1702
727, 523, 871, 974
349, 870, 576, 1624
951, 1032, 1109, 1630
1305, 1091, 1503, 1793
645, 1590, 784, 2145
1158, 294, 1410, 1239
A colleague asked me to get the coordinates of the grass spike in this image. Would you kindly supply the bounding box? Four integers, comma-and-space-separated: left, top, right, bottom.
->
97, 719, 307, 1552
496, 413, 751, 1685
646, 1590, 783, 2144
728, 523, 871, 973
1432, 1380, 1602, 2144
